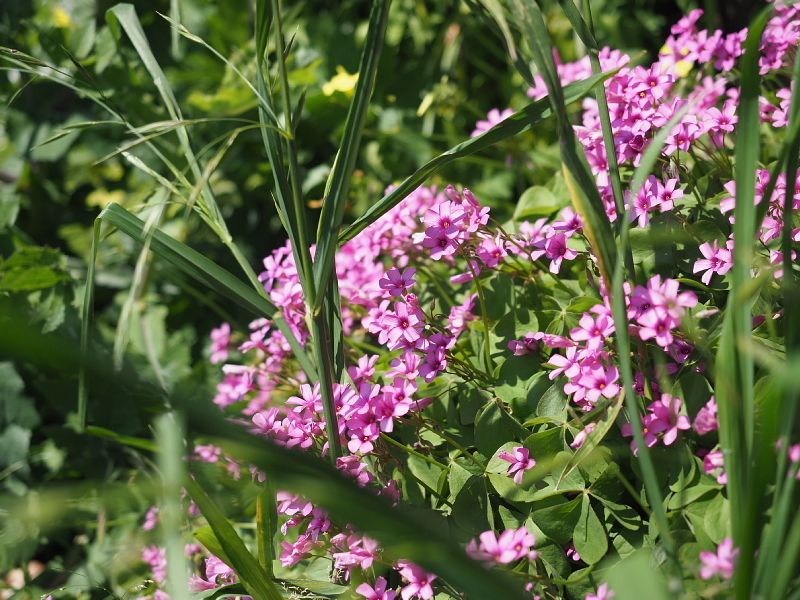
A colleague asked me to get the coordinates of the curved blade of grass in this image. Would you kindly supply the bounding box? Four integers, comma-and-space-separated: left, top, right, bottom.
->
184, 476, 284, 600
312, 0, 391, 312
106, 4, 236, 267
256, 480, 277, 576
180, 400, 532, 600
338, 71, 615, 245
89, 203, 315, 378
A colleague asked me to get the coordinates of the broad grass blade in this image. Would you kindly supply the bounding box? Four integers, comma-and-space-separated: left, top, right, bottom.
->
338, 71, 616, 245
714, 8, 773, 600
313, 0, 391, 311
155, 412, 191, 600
184, 477, 285, 600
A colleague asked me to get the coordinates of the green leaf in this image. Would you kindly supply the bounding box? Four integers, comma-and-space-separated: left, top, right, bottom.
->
513, 186, 565, 220
557, 394, 624, 487
494, 355, 541, 404
530, 496, 582, 544
0, 363, 40, 431
536, 382, 569, 419
474, 399, 528, 457
451, 475, 491, 534
604, 549, 671, 600
704, 491, 732, 544
184, 477, 285, 600
338, 71, 618, 245
0, 247, 71, 292
193, 526, 233, 568
573, 495, 608, 564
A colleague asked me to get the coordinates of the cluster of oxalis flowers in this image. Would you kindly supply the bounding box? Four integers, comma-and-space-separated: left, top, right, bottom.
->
137, 3, 800, 600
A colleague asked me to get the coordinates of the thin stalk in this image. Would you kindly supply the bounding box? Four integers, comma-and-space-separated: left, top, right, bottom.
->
381, 433, 450, 472
311, 311, 343, 463
271, 0, 315, 307
412, 420, 487, 470
468, 260, 495, 374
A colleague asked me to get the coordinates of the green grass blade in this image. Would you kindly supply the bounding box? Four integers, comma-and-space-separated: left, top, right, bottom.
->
78, 219, 103, 432
95, 203, 316, 379
184, 477, 285, 600
338, 71, 615, 245
106, 3, 231, 253
256, 481, 277, 577
270, 0, 315, 305
312, 0, 391, 312
755, 33, 800, 600
714, 8, 772, 600
155, 412, 191, 600
508, 0, 617, 284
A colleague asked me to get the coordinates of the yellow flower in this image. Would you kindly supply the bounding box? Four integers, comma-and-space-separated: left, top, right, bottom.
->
322, 66, 359, 97
660, 44, 694, 78
52, 6, 73, 28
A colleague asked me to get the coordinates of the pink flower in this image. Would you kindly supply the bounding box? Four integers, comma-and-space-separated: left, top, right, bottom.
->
379, 267, 418, 297
209, 323, 231, 364
570, 423, 596, 449
694, 240, 733, 284
471, 108, 515, 138
587, 583, 616, 600
694, 396, 719, 434
143, 506, 159, 531
703, 450, 727, 484
466, 527, 538, 565
700, 537, 739, 579
646, 394, 691, 445
356, 577, 397, 600
498, 446, 537, 484
397, 561, 437, 600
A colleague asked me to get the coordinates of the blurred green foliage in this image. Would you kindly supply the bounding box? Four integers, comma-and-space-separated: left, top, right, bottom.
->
0, 0, 698, 596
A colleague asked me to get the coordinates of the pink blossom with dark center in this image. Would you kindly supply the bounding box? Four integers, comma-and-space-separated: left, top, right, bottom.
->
379, 267, 418, 297
637, 307, 677, 347
694, 240, 733, 284
384, 302, 426, 350
577, 363, 621, 404
570, 313, 615, 349
646, 394, 691, 445
421, 201, 466, 240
